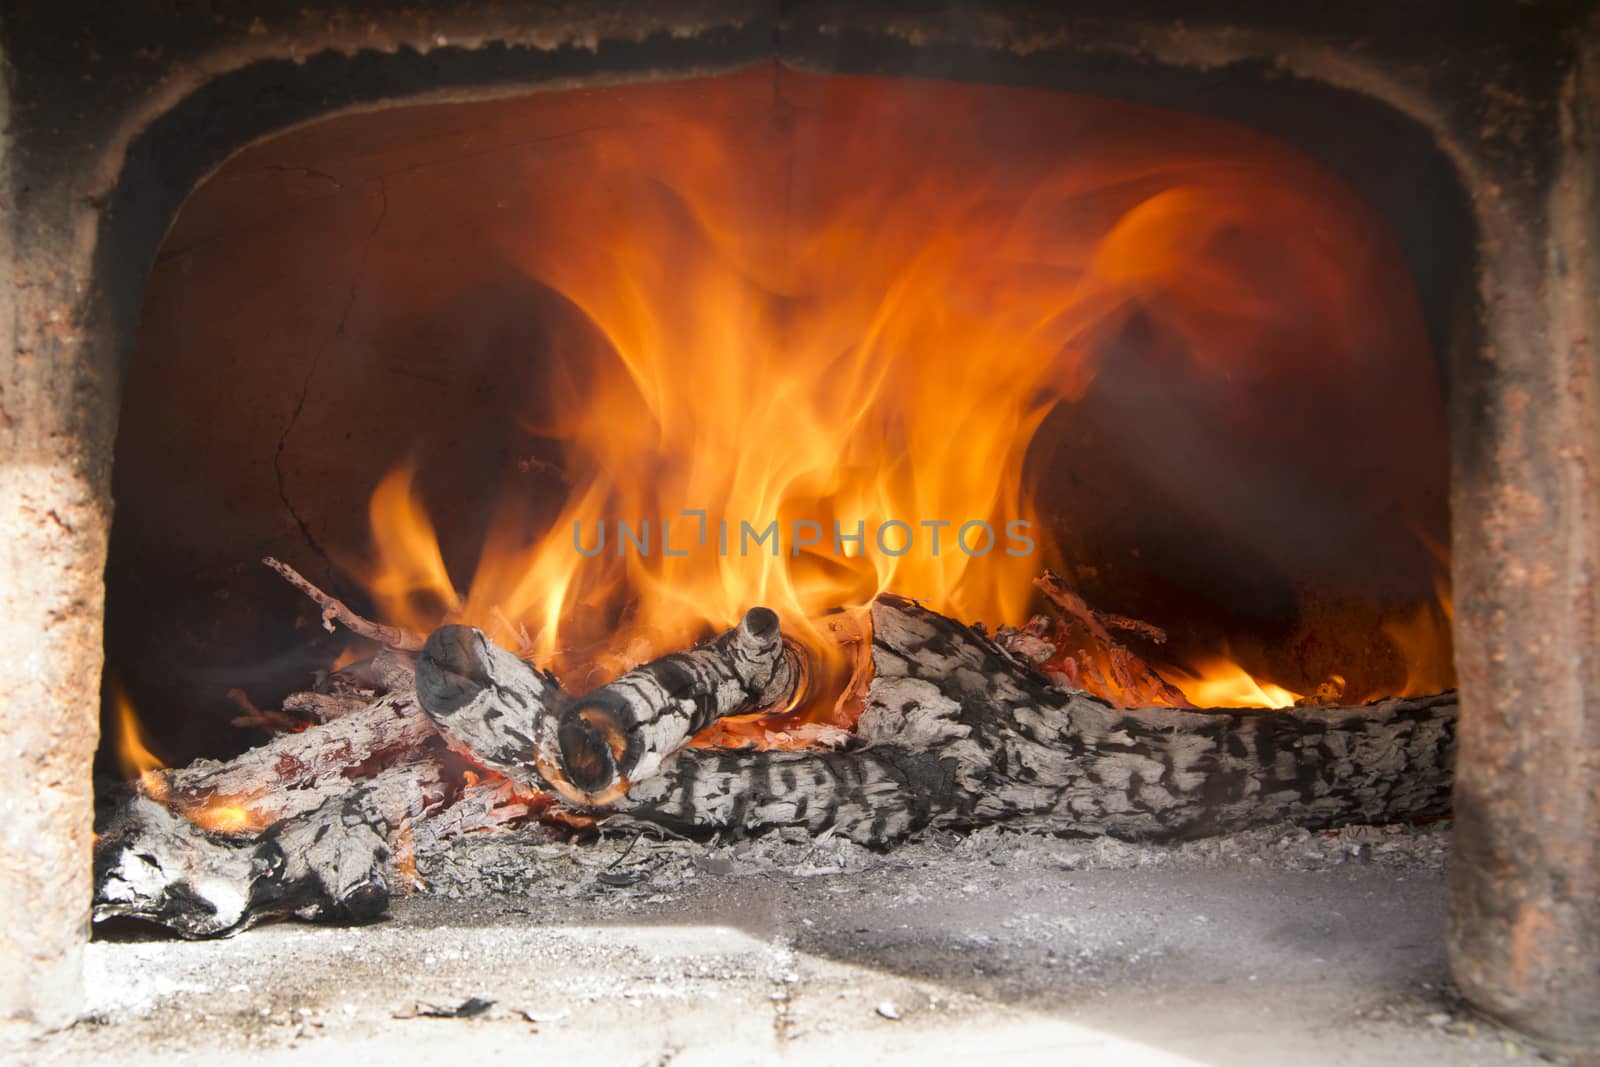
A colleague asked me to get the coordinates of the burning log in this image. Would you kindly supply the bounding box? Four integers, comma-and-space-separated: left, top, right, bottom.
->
610, 594, 1457, 845
541, 606, 801, 802
415, 594, 1455, 846
149, 685, 441, 831
97, 581, 1455, 937
407, 624, 566, 786
131, 562, 447, 832
416, 607, 802, 805
94, 763, 447, 938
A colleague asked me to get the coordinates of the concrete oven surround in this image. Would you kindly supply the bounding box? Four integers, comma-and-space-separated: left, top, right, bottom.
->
0, 0, 1595, 1049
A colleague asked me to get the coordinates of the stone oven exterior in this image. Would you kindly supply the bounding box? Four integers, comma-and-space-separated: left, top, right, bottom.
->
0, 0, 1595, 1048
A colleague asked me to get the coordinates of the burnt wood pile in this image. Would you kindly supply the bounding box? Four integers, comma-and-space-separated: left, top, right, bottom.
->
94, 560, 1457, 937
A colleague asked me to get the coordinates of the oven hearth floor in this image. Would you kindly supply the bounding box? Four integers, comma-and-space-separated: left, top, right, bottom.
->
26, 823, 1569, 1065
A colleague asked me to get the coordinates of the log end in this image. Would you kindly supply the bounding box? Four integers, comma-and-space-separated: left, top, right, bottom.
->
552, 701, 635, 805
738, 606, 781, 644
416, 625, 496, 716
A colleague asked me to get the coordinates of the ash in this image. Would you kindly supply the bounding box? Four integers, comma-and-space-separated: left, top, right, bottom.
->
416, 819, 1452, 903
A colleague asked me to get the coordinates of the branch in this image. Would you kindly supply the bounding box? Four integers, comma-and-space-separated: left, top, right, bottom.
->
263, 556, 425, 652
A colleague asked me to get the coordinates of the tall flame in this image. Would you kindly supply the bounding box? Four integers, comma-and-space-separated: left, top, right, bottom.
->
110, 679, 165, 781
350, 71, 1450, 715
1375, 532, 1456, 699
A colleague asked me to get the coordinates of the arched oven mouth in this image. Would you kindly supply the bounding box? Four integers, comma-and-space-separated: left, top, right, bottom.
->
4, 1, 1595, 1054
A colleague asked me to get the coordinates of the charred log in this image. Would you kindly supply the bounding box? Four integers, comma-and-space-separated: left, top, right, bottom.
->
98, 592, 1457, 936
415, 595, 1454, 846
417, 607, 802, 805
148, 685, 442, 830
611, 594, 1457, 845
93, 764, 447, 938
412, 623, 566, 784
543, 606, 802, 803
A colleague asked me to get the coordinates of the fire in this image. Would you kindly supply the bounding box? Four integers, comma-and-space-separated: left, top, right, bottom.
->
185, 801, 260, 835
1167, 658, 1303, 710
1381, 593, 1454, 698
110, 679, 165, 782
346, 70, 1451, 719
111, 680, 270, 833
1375, 533, 1455, 699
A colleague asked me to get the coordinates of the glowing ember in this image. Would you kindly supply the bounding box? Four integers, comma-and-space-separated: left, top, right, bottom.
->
339, 72, 1452, 719
185, 801, 261, 835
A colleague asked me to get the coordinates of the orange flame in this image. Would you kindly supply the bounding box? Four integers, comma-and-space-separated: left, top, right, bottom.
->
185, 801, 261, 835
347, 71, 1449, 717
1374, 533, 1455, 699
111, 681, 271, 833
110, 679, 165, 781
1167, 658, 1303, 710
1381, 594, 1454, 698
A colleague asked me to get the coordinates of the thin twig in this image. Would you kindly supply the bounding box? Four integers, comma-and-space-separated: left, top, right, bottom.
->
1034, 568, 1167, 645
226, 687, 308, 733
263, 556, 426, 652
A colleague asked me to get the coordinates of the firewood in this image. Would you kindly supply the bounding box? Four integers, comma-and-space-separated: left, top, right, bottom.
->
97, 592, 1456, 936
225, 686, 308, 732
609, 594, 1457, 845
1032, 569, 1192, 707
263, 556, 425, 652
415, 594, 1453, 846
148, 684, 442, 830
94, 763, 448, 938
411, 623, 568, 780
542, 606, 801, 803
416, 607, 802, 806
281, 689, 378, 723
